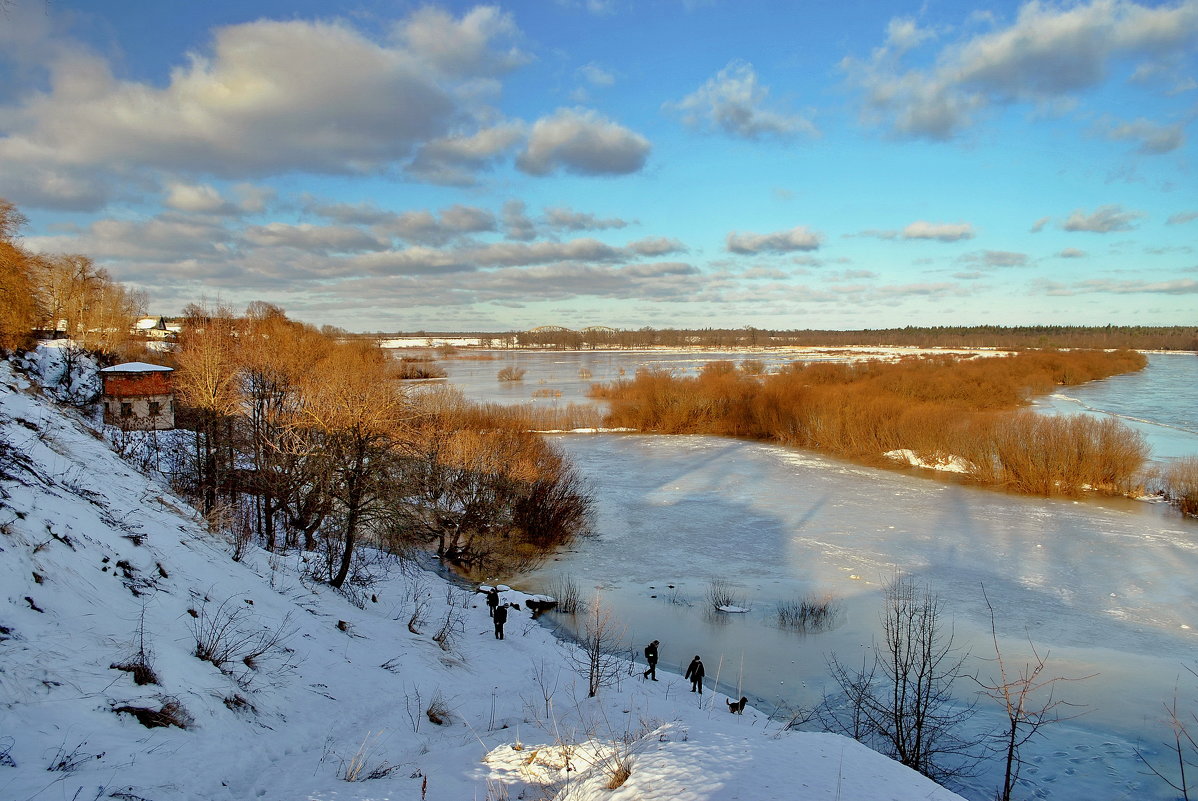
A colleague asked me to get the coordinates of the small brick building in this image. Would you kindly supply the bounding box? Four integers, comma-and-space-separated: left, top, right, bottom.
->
100, 362, 175, 430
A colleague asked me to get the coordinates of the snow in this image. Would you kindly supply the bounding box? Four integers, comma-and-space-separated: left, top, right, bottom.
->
99, 361, 173, 372
884, 448, 973, 473
0, 353, 965, 801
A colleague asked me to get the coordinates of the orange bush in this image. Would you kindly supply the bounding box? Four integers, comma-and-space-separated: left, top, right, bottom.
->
591, 350, 1150, 498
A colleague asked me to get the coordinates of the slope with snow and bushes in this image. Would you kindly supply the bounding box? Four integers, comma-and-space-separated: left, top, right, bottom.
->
0, 352, 964, 801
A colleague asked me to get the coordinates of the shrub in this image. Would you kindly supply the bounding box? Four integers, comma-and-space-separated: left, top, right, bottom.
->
1165, 457, 1198, 517
591, 351, 1149, 498
776, 594, 838, 631
497, 366, 526, 382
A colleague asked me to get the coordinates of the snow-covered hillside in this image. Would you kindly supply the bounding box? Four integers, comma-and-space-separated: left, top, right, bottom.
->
0, 354, 965, 801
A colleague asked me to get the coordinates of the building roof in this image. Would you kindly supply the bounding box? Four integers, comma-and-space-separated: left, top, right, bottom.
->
99, 362, 174, 373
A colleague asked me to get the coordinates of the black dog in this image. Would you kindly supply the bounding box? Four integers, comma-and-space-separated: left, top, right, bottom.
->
727, 696, 747, 714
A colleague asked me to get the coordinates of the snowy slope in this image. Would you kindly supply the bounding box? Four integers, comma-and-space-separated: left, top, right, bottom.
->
0, 356, 965, 801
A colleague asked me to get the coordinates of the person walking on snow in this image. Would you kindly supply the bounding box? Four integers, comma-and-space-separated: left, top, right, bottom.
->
685, 655, 705, 693
493, 603, 509, 639
486, 587, 500, 618
643, 640, 659, 680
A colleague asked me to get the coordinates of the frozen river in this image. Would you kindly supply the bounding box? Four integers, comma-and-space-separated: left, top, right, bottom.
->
424, 348, 1198, 801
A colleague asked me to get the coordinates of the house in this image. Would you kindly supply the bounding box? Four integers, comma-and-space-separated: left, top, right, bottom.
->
134, 316, 179, 341
99, 362, 175, 430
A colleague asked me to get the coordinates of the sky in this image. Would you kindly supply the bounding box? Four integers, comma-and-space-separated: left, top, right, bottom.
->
1, 0, 1196, 333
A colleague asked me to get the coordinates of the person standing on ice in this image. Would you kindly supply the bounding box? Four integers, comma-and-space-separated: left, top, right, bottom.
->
493, 603, 509, 639
685, 655, 704, 693
643, 639, 660, 680
486, 587, 500, 618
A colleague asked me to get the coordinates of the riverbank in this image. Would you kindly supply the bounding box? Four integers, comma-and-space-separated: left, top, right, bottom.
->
0, 356, 966, 801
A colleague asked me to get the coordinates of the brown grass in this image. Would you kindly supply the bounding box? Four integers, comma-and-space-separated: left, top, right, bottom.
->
591, 350, 1150, 497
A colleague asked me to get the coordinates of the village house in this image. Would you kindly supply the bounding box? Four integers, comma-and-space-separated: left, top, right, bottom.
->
99, 362, 175, 430
134, 316, 180, 341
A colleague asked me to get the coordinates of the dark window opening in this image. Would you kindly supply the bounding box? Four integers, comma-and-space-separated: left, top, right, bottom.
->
148, 401, 161, 416
120, 402, 133, 418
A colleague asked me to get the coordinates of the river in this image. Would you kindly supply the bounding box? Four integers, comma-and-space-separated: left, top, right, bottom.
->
420, 347, 1198, 801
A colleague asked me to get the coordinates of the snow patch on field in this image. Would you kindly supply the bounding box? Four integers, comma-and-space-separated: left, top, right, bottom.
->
885, 448, 974, 474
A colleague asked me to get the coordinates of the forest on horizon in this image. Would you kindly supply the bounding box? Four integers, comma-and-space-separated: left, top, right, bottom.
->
362, 325, 1198, 351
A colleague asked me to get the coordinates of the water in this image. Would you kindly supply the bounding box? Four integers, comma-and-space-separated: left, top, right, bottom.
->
1033, 352, 1198, 462
428, 348, 1198, 801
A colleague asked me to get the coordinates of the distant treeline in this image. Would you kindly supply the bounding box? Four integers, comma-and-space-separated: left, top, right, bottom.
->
368, 326, 1198, 351
590, 349, 1155, 499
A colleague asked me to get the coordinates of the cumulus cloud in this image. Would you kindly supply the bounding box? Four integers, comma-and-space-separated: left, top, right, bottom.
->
961, 249, 1029, 267
844, 0, 1198, 140
627, 237, 687, 256
1039, 277, 1198, 295
405, 122, 527, 185
1062, 204, 1145, 232
502, 199, 537, 241
578, 63, 616, 87
395, 5, 527, 78
0, 8, 636, 208
307, 200, 496, 246
516, 108, 651, 176
1099, 117, 1187, 153
164, 182, 237, 215
1058, 247, 1088, 258
241, 222, 390, 253
1030, 216, 1051, 233
726, 225, 824, 254
544, 207, 630, 232
667, 60, 817, 140
1167, 210, 1198, 225
862, 221, 976, 242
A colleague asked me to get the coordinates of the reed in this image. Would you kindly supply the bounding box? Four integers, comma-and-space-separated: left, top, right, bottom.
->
591, 350, 1150, 498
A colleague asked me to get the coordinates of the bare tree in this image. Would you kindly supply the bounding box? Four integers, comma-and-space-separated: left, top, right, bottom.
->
818, 575, 977, 783
174, 305, 241, 514
1137, 665, 1198, 800
975, 586, 1091, 801
564, 593, 626, 698
295, 340, 408, 588
0, 198, 40, 352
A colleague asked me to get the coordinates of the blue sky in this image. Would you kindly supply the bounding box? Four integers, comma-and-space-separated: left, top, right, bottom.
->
1, 0, 1195, 332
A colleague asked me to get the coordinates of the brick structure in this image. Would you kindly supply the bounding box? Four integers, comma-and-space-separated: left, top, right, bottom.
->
100, 362, 175, 430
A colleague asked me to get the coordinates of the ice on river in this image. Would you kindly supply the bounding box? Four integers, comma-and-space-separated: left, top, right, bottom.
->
520, 433, 1198, 801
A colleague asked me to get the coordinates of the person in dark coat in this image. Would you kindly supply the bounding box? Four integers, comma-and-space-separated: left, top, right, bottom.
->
643, 640, 659, 680
486, 587, 500, 618
684, 655, 704, 693
493, 603, 509, 639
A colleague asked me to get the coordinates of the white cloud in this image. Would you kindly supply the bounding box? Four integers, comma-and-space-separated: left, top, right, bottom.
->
544, 207, 630, 231
1062, 204, 1144, 232
502, 199, 537, 241
1040, 277, 1198, 295
901, 221, 976, 241
1167, 210, 1198, 224
726, 225, 823, 254
961, 249, 1029, 267
1100, 117, 1186, 153
668, 60, 817, 140
845, 0, 1198, 140
164, 182, 236, 215
516, 108, 651, 176
241, 223, 390, 253
0, 9, 530, 208
1058, 247, 1088, 258
578, 63, 616, 87
406, 123, 527, 185
862, 221, 976, 242
395, 6, 527, 78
